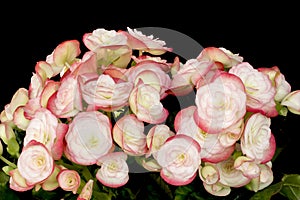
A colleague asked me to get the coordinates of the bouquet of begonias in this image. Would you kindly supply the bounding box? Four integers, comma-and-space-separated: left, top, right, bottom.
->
0, 27, 300, 200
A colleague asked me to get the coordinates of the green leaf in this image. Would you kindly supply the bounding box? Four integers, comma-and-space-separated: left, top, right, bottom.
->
146, 184, 169, 200
6, 137, 19, 156
0, 184, 20, 200
92, 191, 112, 200
271, 147, 284, 162
147, 173, 174, 199
32, 188, 66, 200
276, 102, 288, 116
2, 166, 14, 175
0, 170, 9, 186
189, 192, 208, 200
174, 195, 186, 200
249, 182, 283, 200
118, 187, 136, 199
280, 174, 300, 200
174, 184, 213, 200
174, 185, 194, 200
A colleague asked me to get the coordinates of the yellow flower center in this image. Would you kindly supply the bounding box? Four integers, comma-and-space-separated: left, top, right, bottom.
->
175, 153, 186, 164
66, 176, 76, 186
34, 156, 45, 167
87, 136, 99, 148
108, 161, 118, 172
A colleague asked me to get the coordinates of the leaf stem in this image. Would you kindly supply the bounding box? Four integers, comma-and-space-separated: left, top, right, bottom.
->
0, 155, 17, 169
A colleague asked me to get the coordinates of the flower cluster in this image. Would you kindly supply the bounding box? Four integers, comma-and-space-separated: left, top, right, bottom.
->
0, 27, 300, 199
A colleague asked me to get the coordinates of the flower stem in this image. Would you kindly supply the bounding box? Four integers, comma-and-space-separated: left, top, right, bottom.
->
0, 156, 17, 169
81, 166, 100, 192
55, 159, 83, 171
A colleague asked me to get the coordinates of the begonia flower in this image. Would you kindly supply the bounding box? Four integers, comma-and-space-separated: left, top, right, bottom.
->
129, 82, 168, 124
281, 90, 300, 114
229, 62, 277, 117
64, 111, 113, 165
241, 113, 276, 163
112, 114, 147, 156
17, 140, 54, 186
156, 134, 201, 186
57, 169, 81, 194
96, 152, 129, 188
194, 72, 247, 134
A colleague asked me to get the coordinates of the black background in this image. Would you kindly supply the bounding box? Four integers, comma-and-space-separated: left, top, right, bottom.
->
1, 2, 299, 198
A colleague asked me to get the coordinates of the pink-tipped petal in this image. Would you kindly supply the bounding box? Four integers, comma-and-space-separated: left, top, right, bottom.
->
53, 40, 81, 68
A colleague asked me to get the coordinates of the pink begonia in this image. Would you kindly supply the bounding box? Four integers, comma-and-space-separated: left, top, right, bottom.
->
141, 157, 162, 172
199, 164, 220, 185
50, 123, 68, 160
196, 47, 243, 69
203, 182, 231, 197
23, 108, 58, 151
174, 106, 198, 134
156, 134, 201, 186
1, 88, 28, 122
83, 28, 128, 50
229, 62, 277, 117
176, 105, 244, 149
64, 111, 113, 165
0, 123, 15, 146
241, 113, 276, 164
169, 56, 181, 76
146, 124, 175, 159
34, 61, 55, 82
195, 66, 226, 90
96, 152, 129, 188
23, 98, 42, 120
217, 119, 244, 148
169, 59, 214, 96
24, 72, 49, 120
246, 161, 274, 192
194, 72, 247, 134
23, 107, 68, 160
181, 59, 214, 86
216, 157, 251, 188
12, 106, 30, 131
122, 27, 172, 55
112, 114, 147, 156
102, 65, 128, 82
39, 80, 60, 108
258, 66, 291, 102
175, 106, 235, 163
17, 140, 54, 186
9, 169, 34, 192
28, 73, 44, 100
22, 79, 58, 120
234, 156, 260, 179
57, 169, 81, 194
281, 90, 300, 114
129, 82, 168, 124
77, 179, 94, 200
46, 40, 81, 77
218, 47, 244, 66
69, 51, 98, 76
47, 74, 83, 118
125, 60, 171, 98
79, 73, 133, 112
131, 55, 172, 72
82, 28, 131, 68
198, 135, 235, 164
